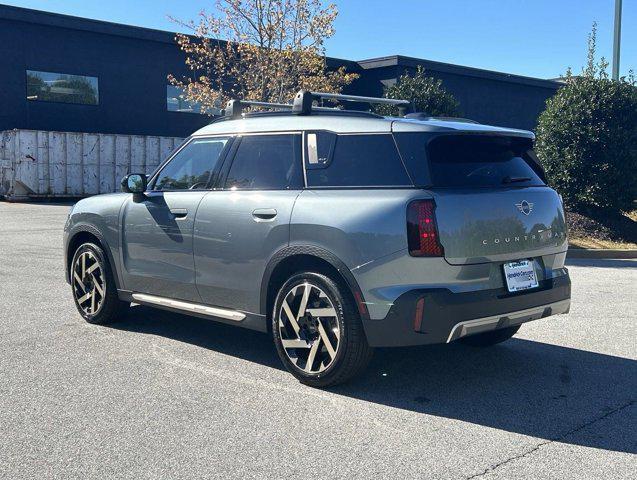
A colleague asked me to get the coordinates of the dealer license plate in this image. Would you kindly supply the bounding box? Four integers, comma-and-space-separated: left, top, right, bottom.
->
503, 259, 539, 292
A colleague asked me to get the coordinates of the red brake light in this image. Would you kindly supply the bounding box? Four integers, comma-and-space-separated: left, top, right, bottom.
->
407, 200, 444, 257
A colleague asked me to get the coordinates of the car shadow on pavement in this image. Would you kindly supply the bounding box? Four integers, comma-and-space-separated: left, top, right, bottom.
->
114, 305, 636, 455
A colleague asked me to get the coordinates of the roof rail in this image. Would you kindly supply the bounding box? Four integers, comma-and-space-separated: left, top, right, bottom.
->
221, 90, 413, 119
293, 91, 413, 116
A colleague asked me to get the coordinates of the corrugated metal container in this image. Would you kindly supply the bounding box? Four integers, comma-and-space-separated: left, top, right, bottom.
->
0, 129, 182, 200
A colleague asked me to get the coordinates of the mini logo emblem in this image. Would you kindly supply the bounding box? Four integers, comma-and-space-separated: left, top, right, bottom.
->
516, 200, 534, 215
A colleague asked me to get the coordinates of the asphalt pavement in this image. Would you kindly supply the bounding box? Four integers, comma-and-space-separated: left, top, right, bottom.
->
0, 202, 635, 479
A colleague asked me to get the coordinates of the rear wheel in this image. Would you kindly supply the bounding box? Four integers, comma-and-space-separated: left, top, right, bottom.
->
459, 325, 520, 347
70, 242, 128, 324
272, 272, 373, 388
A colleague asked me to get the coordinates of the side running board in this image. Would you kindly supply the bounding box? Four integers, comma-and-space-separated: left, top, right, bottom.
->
131, 293, 246, 322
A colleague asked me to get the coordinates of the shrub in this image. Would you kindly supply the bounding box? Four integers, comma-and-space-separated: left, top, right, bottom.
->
373, 66, 461, 117
535, 25, 637, 213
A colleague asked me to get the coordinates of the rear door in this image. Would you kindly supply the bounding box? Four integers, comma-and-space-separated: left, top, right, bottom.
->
394, 132, 567, 265
120, 136, 230, 301
194, 133, 303, 313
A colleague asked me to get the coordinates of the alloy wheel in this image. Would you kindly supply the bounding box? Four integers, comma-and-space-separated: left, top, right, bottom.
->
72, 249, 106, 316
277, 282, 340, 374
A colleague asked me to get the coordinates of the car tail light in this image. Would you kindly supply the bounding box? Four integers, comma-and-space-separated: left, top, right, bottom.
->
407, 200, 444, 257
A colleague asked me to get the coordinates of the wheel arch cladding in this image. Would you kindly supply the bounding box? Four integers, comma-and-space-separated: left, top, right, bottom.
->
66, 225, 120, 290
261, 246, 369, 325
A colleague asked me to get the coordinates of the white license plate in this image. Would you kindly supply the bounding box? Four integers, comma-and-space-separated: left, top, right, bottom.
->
503, 259, 539, 292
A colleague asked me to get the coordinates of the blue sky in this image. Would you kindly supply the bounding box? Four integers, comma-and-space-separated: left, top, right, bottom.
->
3, 0, 635, 79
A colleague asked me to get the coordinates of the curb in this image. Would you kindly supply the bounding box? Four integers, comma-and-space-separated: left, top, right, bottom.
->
567, 248, 637, 259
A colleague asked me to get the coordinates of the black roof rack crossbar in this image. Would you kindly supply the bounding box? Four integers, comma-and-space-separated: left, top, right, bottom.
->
224, 99, 294, 118
292, 90, 413, 116
222, 90, 413, 119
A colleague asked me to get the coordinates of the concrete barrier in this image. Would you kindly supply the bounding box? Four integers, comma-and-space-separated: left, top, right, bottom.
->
567, 248, 637, 259
0, 129, 182, 200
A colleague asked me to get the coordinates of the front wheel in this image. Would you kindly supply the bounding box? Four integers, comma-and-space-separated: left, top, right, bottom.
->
459, 325, 521, 347
70, 242, 129, 324
272, 272, 373, 388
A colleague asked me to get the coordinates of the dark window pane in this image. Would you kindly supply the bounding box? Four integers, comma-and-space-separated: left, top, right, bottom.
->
427, 135, 545, 188
26, 70, 98, 105
226, 135, 302, 190
166, 85, 222, 115
393, 132, 432, 186
154, 137, 229, 191
306, 134, 411, 187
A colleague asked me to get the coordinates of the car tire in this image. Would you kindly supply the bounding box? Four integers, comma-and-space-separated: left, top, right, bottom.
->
272, 272, 373, 388
70, 242, 129, 325
459, 325, 521, 347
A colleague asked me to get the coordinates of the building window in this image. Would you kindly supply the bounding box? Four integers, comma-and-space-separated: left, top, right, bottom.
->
167, 85, 207, 114
26, 70, 99, 105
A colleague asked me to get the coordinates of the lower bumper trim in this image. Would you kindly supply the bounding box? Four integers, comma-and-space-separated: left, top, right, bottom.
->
446, 298, 571, 343
361, 273, 571, 347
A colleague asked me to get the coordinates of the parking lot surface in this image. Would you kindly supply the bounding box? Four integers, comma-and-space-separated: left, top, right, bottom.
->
0, 202, 635, 479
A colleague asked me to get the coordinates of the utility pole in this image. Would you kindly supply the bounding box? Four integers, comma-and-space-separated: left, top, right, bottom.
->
612, 0, 623, 80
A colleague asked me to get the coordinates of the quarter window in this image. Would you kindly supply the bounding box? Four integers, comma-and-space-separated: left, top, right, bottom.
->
154, 137, 229, 191
26, 70, 99, 105
305, 133, 412, 187
225, 135, 303, 190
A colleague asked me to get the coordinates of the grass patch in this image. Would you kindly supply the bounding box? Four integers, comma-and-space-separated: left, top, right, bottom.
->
567, 208, 637, 250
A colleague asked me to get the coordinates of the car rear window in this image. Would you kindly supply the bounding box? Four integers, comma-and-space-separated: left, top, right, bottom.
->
305, 133, 412, 187
395, 133, 546, 188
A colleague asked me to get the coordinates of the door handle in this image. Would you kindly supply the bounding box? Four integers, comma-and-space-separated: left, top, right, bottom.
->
170, 208, 188, 219
252, 208, 277, 221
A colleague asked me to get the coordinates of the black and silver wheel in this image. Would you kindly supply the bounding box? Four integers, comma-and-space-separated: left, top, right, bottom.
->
272, 272, 373, 388
70, 242, 128, 324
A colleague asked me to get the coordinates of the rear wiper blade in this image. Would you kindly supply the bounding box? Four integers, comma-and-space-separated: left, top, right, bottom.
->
502, 176, 531, 184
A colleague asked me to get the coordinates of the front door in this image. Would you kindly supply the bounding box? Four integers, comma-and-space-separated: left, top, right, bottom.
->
120, 136, 231, 301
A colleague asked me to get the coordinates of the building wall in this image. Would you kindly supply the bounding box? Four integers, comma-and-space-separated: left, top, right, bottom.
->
0, 6, 560, 137
0, 9, 210, 138
355, 62, 559, 131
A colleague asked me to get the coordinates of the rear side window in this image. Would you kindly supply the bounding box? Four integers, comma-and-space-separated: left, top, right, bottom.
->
226, 134, 303, 190
306, 133, 412, 187
427, 135, 544, 188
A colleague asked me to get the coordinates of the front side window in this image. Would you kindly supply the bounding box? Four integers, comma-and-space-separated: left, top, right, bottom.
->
153, 137, 229, 191
305, 133, 412, 187
225, 135, 303, 190
26, 70, 99, 105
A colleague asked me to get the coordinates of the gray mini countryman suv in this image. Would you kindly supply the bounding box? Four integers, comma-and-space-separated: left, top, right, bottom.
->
64, 91, 571, 387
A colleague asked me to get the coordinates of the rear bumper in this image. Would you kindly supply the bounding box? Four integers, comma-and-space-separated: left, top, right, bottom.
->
362, 272, 571, 347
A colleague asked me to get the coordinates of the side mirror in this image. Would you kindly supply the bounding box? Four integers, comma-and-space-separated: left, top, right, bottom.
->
121, 173, 147, 194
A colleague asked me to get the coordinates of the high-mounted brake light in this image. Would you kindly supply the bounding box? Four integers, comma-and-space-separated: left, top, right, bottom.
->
407, 200, 444, 257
